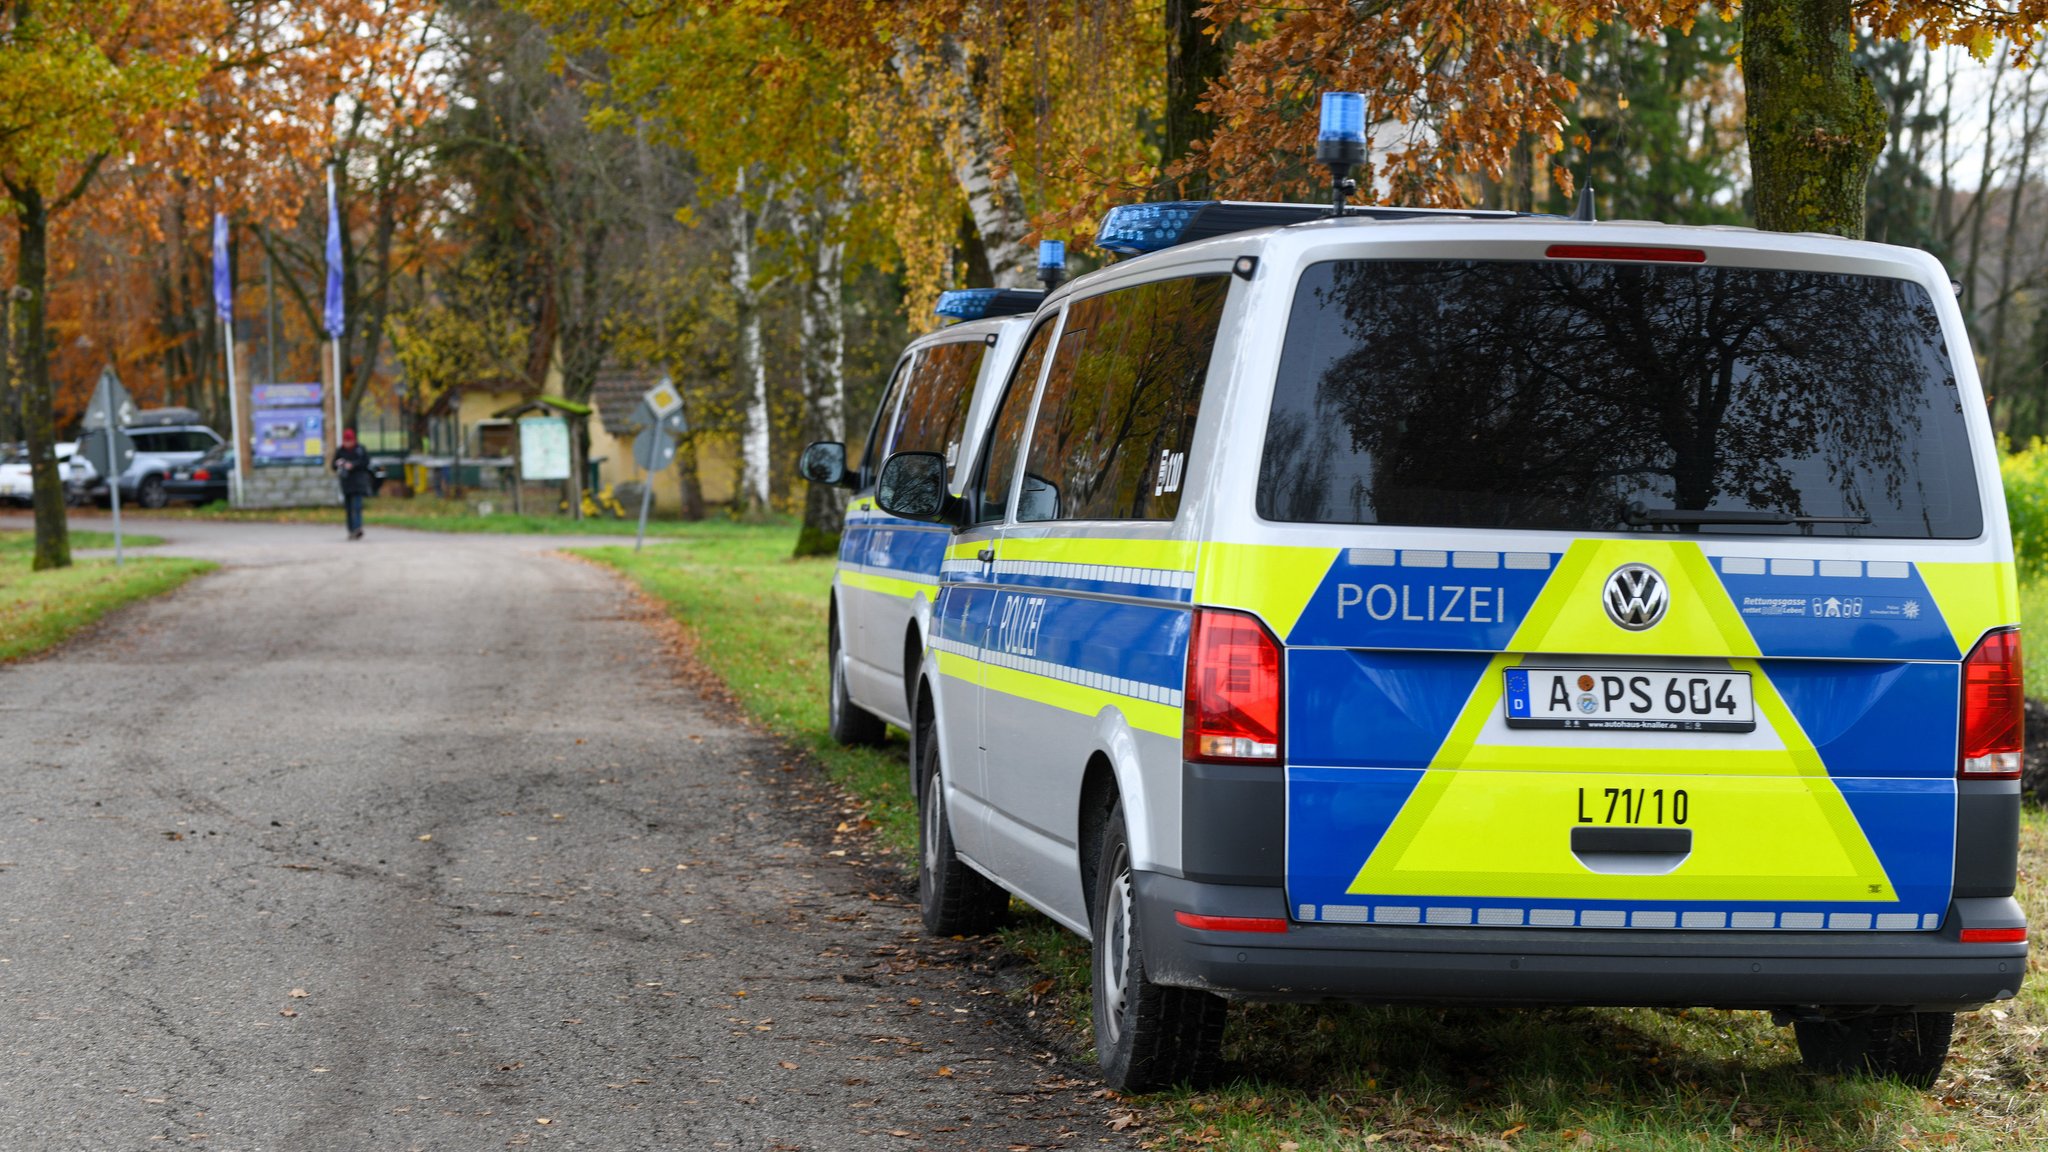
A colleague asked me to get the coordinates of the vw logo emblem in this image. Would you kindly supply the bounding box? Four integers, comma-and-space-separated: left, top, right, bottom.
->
1604, 563, 1669, 630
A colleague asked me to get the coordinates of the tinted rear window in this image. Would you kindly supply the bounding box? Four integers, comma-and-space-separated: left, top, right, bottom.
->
1257, 260, 1982, 538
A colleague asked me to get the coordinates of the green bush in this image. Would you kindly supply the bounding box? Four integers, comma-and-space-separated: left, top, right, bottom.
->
2004, 440, 2048, 581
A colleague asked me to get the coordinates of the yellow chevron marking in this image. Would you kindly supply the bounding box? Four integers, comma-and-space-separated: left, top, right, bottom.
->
1196, 543, 1337, 640
1508, 539, 1758, 657
1917, 560, 2019, 657
1346, 655, 1893, 902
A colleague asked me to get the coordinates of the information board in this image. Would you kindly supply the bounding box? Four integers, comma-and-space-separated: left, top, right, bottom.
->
520, 417, 571, 481
251, 382, 326, 461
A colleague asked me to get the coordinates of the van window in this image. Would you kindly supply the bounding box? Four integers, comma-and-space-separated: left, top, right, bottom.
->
975, 317, 1057, 524
1257, 260, 1984, 539
889, 339, 987, 469
859, 354, 917, 477
1018, 275, 1228, 522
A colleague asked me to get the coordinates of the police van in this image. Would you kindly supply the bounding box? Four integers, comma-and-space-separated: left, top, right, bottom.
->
873, 114, 2026, 1092
800, 281, 1051, 747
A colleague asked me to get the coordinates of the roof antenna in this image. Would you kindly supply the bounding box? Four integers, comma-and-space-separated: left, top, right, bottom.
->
1315, 92, 1367, 217
1572, 183, 1597, 222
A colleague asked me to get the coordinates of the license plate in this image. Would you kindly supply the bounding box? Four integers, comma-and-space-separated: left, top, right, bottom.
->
1504, 668, 1754, 732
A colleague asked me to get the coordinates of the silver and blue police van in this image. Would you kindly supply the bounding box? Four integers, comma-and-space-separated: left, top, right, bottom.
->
801, 277, 1053, 749
871, 95, 2027, 1092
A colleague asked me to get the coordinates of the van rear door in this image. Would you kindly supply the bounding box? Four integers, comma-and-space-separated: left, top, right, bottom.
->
1213, 253, 2009, 934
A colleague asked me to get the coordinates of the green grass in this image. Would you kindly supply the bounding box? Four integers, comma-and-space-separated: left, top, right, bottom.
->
0, 529, 211, 661
132, 495, 734, 538
590, 521, 2048, 1152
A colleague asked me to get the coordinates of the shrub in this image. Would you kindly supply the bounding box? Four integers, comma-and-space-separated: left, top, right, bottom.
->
2003, 440, 2048, 582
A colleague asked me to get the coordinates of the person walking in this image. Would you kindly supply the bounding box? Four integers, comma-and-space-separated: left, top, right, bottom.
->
332, 428, 374, 540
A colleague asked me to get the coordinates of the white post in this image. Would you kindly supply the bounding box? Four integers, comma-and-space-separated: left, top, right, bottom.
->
108, 444, 123, 566
223, 318, 245, 508
331, 339, 343, 463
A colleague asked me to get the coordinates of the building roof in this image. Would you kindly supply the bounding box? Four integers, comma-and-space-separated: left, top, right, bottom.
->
591, 368, 659, 434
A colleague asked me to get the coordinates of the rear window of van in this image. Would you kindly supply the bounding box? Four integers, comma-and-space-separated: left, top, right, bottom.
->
1256, 260, 1983, 539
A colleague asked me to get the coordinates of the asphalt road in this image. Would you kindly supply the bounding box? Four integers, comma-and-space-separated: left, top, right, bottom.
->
0, 518, 1125, 1151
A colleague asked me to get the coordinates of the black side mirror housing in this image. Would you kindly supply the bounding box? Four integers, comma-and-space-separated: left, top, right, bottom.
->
797, 440, 853, 487
876, 451, 963, 525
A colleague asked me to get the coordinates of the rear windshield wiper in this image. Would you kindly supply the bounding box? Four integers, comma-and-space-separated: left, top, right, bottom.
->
1624, 504, 1871, 527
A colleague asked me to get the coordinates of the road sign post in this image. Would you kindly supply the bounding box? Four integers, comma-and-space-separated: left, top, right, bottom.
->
81, 368, 137, 565
630, 378, 687, 553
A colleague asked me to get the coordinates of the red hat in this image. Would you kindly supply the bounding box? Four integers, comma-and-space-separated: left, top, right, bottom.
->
341, 428, 357, 447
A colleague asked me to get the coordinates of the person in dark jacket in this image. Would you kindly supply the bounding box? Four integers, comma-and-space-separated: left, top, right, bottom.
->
332, 428, 374, 540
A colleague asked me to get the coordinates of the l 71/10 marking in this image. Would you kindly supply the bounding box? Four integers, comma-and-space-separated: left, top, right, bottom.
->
1578, 786, 1689, 826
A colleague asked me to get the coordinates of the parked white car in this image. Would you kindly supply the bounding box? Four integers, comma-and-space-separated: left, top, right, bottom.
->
0, 441, 80, 506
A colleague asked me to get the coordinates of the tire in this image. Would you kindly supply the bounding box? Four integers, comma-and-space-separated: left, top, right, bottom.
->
1090, 799, 1227, 1092
915, 713, 1008, 936
1794, 1011, 1954, 1088
136, 475, 169, 509
827, 610, 886, 746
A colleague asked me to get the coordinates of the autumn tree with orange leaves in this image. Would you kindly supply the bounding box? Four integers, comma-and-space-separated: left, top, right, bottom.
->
1193, 0, 2044, 239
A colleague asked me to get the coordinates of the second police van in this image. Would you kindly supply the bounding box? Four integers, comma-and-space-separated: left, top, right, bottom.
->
801, 273, 1058, 748
868, 95, 2028, 1092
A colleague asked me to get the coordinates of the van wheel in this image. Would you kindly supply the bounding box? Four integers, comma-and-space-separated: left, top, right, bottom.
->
137, 475, 169, 509
915, 720, 1007, 936
1793, 1011, 1953, 1088
827, 610, 885, 746
1090, 800, 1226, 1092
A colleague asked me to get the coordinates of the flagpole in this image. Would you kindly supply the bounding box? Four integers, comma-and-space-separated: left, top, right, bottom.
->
212, 195, 247, 508
326, 163, 344, 460
224, 316, 244, 508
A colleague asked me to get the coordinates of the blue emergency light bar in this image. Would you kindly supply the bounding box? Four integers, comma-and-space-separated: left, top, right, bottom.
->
1093, 199, 1531, 258
1038, 239, 1065, 272
934, 287, 1045, 321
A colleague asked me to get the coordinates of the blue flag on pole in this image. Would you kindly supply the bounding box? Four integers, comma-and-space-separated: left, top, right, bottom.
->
211, 211, 233, 324
323, 167, 345, 338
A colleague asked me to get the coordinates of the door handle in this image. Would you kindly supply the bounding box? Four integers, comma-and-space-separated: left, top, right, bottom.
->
977, 548, 995, 563
858, 501, 872, 511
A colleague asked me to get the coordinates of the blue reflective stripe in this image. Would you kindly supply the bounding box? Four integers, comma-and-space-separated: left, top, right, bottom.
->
1288, 649, 1491, 769
1287, 550, 1559, 649
1765, 660, 1959, 779
1714, 559, 1958, 660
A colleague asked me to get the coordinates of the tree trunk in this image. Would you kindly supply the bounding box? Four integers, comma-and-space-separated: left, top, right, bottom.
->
1985, 68, 2041, 407
1164, 0, 1228, 196
676, 436, 705, 521
731, 170, 771, 518
1741, 0, 1889, 238
792, 182, 850, 558
9, 182, 71, 570
892, 25, 1035, 287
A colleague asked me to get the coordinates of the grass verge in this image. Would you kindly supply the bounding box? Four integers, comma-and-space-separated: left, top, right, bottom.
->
591, 522, 2048, 1152
0, 529, 211, 661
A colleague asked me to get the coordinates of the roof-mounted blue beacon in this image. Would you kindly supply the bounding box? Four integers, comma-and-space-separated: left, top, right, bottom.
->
1038, 239, 1066, 290
1316, 91, 1367, 216
934, 286, 1044, 323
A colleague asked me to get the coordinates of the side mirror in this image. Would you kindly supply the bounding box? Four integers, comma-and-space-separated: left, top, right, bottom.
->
797, 440, 852, 487
1016, 472, 1060, 522
876, 451, 960, 524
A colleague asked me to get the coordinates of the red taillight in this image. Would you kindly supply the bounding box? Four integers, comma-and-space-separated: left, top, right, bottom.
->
1959, 926, 2028, 943
1174, 911, 1288, 933
1960, 628, 2024, 779
1185, 608, 1282, 764
1545, 244, 1707, 264
191, 469, 211, 481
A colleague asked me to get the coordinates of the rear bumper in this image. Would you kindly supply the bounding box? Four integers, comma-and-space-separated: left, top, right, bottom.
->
1135, 873, 2027, 1013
